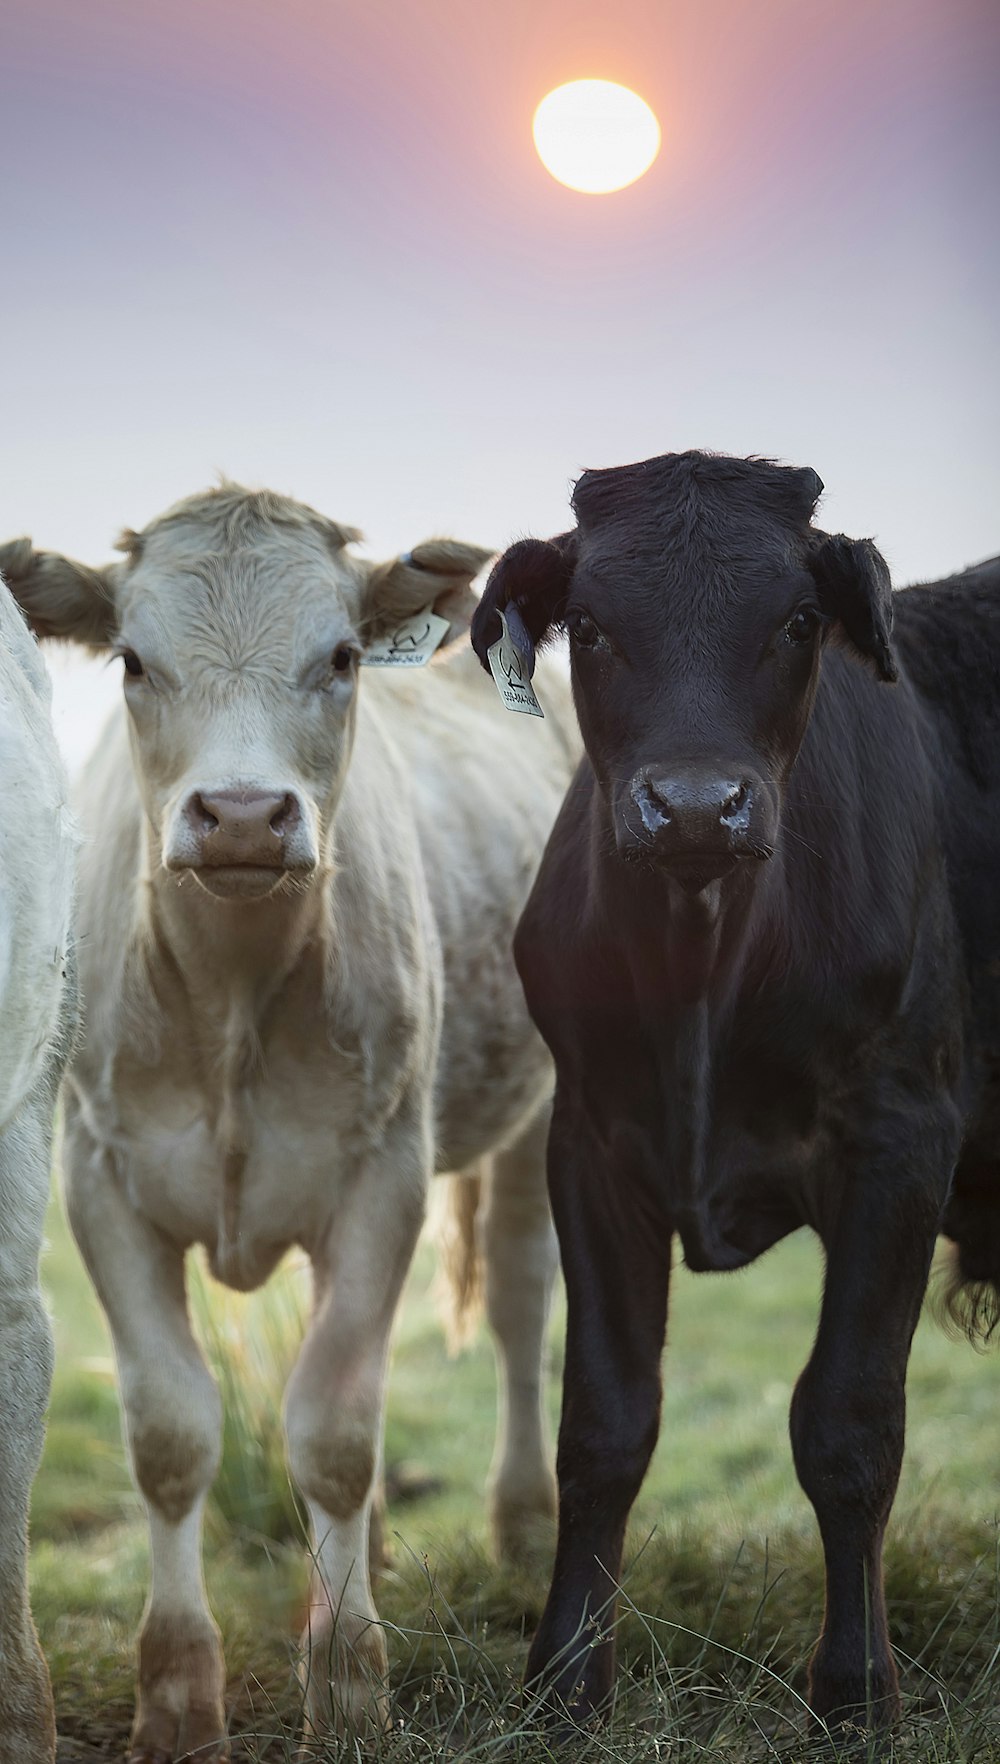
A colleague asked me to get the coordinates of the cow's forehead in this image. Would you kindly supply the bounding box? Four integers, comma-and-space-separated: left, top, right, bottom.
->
573, 449, 819, 521
575, 513, 805, 594
116, 531, 362, 661
571, 453, 818, 606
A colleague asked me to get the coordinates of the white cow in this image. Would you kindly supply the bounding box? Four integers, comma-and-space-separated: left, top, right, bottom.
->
1, 485, 577, 1760
0, 576, 75, 1763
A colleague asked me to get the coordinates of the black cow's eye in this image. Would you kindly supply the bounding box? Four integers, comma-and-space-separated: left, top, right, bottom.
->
121, 649, 145, 678
331, 644, 356, 674
783, 608, 818, 646
569, 612, 602, 649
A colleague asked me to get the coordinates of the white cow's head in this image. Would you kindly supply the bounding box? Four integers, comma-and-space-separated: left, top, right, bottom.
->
2, 485, 491, 899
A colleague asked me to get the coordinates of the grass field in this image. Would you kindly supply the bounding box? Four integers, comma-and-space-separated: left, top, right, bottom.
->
32, 1190, 1000, 1762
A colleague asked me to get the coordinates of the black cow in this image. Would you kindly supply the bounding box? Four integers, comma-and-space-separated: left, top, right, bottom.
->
470, 451, 1000, 1736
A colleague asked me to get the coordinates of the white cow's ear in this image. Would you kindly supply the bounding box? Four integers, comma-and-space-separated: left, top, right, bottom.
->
0, 539, 120, 648
362, 540, 495, 649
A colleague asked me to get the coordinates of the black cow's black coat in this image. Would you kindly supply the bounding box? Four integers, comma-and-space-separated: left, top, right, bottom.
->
471, 452, 1000, 1735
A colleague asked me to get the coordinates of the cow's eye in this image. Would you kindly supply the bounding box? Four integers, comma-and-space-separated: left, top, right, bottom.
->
569, 612, 603, 649
782, 608, 818, 646
331, 644, 356, 675
120, 649, 145, 679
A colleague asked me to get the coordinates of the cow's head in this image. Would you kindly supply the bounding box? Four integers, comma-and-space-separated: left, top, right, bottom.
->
2, 485, 490, 900
472, 451, 895, 894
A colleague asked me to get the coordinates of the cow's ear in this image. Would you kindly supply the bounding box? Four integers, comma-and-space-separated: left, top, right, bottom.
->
809, 533, 898, 683
0, 539, 119, 648
362, 539, 494, 648
470, 533, 577, 672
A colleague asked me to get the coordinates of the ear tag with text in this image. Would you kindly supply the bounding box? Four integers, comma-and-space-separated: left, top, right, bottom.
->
362, 606, 451, 667
487, 608, 544, 718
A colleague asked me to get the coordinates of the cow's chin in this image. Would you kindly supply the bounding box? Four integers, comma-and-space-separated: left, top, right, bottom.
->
190, 864, 292, 901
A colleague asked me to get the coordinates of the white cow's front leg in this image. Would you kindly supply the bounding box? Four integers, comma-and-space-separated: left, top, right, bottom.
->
64, 1131, 226, 1764
0, 1105, 56, 1764
484, 1106, 558, 1560
284, 1121, 428, 1742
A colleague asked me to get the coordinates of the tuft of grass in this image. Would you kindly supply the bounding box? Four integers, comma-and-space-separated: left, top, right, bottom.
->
188, 1247, 311, 1548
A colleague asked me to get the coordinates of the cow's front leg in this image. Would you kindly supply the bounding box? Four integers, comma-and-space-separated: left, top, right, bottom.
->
789, 1100, 958, 1736
483, 1106, 559, 1560
526, 1099, 671, 1719
64, 1138, 225, 1764
0, 1108, 56, 1764
284, 1120, 427, 1742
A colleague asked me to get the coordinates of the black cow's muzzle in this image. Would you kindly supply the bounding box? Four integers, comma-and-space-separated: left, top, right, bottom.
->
617, 765, 775, 893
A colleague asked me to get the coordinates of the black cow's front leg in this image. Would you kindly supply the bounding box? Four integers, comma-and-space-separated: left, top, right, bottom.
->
789, 1102, 958, 1735
526, 1099, 671, 1719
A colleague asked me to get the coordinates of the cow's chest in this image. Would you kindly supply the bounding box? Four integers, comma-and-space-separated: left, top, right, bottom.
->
629, 1012, 847, 1270
110, 1028, 381, 1290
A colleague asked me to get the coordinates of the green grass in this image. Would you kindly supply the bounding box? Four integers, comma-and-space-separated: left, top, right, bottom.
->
33, 1194, 1000, 1760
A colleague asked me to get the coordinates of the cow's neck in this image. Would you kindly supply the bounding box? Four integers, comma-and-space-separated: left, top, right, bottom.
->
143, 830, 331, 1032
620, 855, 777, 1270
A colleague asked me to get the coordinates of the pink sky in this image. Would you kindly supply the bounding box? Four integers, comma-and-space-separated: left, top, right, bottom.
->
2, 0, 997, 759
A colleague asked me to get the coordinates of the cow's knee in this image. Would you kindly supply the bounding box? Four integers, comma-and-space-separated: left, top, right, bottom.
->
286, 1407, 378, 1521
790, 1373, 904, 1525
0, 1287, 54, 1465
560, 1383, 660, 1524
126, 1365, 222, 1523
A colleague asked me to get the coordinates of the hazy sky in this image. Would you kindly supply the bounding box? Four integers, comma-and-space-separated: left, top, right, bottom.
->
2, 0, 997, 761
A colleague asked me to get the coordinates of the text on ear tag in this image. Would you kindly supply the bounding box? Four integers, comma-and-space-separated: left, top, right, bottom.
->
487, 610, 545, 718
362, 607, 451, 667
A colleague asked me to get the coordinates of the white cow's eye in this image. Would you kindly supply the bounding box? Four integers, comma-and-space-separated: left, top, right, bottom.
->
331, 645, 356, 675
121, 649, 145, 679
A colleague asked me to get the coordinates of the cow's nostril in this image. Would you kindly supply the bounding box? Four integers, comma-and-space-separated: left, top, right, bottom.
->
641, 773, 673, 819
190, 792, 220, 835
722, 782, 749, 817
269, 794, 299, 836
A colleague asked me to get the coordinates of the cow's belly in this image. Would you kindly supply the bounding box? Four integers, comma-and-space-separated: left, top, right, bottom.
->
671, 1118, 828, 1273
126, 1122, 335, 1287
73, 1062, 370, 1290
434, 994, 552, 1172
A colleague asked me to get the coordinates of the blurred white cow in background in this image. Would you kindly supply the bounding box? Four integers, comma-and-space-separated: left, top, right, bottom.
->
1, 484, 577, 1760
0, 576, 75, 1764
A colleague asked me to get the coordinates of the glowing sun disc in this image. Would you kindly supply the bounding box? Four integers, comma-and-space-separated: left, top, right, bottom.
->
533, 79, 660, 194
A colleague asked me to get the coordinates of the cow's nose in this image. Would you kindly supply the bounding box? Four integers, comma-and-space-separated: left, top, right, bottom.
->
625, 767, 766, 888
185, 788, 299, 867
638, 771, 754, 844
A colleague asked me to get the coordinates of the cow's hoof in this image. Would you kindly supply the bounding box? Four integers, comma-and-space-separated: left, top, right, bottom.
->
299, 1612, 391, 1745
490, 1479, 558, 1565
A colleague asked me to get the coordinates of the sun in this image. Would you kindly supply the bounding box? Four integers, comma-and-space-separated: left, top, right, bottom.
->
532, 79, 661, 195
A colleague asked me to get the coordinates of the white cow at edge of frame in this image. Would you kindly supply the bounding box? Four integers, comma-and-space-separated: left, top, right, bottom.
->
0, 571, 75, 1764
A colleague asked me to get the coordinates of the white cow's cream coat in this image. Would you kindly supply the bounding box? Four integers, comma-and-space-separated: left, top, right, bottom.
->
2, 486, 578, 1760
0, 581, 74, 1764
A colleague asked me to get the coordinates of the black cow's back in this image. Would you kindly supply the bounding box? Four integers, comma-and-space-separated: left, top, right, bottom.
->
894, 558, 1000, 1308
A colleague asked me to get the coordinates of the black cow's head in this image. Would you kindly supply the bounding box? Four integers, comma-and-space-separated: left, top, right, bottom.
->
472, 451, 896, 894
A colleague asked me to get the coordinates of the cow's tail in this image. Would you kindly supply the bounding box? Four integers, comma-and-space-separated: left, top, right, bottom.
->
930, 1243, 1000, 1349
432, 1171, 485, 1354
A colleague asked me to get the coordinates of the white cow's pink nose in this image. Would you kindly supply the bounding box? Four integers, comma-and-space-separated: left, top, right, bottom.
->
184, 788, 299, 867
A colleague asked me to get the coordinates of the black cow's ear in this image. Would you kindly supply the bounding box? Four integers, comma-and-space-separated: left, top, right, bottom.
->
470, 532, 577, 671
809, 533, 898, 683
